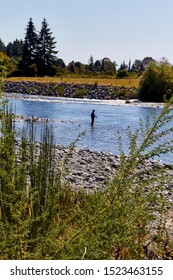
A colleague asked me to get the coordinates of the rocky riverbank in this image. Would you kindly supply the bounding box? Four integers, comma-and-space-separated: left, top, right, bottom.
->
26, 141, 173, 196
43, 143, 173, 254
4, 81, 137, 100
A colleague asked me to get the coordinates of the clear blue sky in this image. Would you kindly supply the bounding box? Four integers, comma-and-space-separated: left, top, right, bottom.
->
1, 0, 173, 67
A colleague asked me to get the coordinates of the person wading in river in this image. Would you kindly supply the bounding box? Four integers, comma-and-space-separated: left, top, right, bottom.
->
91, 110, 97, 127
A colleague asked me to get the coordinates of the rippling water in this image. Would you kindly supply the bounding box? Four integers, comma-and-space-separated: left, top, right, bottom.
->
5, 93, 173, 164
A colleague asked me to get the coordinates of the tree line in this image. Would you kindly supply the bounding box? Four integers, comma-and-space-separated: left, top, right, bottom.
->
0, 18, 155, 77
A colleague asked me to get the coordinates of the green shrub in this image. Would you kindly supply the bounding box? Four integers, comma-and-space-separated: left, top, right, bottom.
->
139, 59, 173, 102
74, 88, 87, 98
113, 87, 138, 99
53, 85, 65, 96
116, 70, 129, 78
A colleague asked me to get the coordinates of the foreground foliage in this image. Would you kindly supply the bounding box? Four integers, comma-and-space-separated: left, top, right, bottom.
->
0, 98, 173, 259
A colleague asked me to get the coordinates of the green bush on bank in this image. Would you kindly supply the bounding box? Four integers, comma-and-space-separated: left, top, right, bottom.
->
139, 59, 173, 102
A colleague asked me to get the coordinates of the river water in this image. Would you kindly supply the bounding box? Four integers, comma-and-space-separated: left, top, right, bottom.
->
4, 93, 173, 164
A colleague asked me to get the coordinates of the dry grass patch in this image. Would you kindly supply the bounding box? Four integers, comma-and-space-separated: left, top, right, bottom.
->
5, 76, 139, 88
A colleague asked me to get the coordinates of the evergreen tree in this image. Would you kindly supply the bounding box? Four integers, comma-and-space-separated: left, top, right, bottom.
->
88, 55, 95, 72
6, 39, 23, 58
0, 39, 6, 53
118, 60, 128, 71
36, 18, 58, 76
21, 18, 38, 76
128, 59, 131, 72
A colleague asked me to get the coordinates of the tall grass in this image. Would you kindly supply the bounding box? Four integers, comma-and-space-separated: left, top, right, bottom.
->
0, 94, 173, 259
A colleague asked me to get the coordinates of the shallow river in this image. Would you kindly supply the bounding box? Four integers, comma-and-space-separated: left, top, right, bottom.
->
5, 93, 173, 164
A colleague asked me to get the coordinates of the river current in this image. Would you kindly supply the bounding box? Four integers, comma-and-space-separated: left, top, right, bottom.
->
4, 93, 173, 164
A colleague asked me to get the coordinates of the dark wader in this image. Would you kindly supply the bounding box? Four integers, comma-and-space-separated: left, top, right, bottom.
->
91, 110, 95, 126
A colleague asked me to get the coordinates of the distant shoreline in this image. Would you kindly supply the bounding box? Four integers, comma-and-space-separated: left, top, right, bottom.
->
4, 80, 138, 100
3, 80, 165, 108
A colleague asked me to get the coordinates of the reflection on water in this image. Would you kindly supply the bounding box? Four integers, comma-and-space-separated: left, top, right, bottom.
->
5, 93, 173, 164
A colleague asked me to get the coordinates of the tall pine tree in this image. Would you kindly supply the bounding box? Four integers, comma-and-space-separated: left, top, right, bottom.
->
36, 18, 58, 76
0, 39, 6, 53
6, 39, 23, 58
21, 18, 38, 76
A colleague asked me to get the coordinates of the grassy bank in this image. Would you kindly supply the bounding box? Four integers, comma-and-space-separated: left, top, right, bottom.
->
5, 76, 139, 88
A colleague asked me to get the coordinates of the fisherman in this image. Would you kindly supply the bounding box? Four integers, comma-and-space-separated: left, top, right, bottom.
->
91, 110, 96, 126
